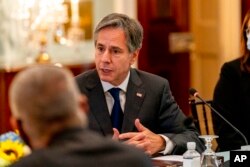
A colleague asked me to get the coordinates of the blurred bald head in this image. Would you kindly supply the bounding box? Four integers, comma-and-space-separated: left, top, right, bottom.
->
9, 65, 88, 147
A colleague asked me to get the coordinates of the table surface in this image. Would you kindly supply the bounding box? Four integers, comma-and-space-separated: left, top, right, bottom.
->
216, 151, 229, 161
152, 151, 230, 167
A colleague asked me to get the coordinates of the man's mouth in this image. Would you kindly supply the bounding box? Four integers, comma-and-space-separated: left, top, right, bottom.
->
100, 68, 112, 74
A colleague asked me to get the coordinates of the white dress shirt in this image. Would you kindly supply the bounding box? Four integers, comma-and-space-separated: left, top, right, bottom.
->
101, 72, 130, 114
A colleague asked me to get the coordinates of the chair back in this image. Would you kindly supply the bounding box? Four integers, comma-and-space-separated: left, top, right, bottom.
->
189, 98, 218, 151
189, 98, 214, 135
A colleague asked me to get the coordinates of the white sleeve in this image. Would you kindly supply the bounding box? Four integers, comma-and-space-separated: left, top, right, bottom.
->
159, 134, 175, 155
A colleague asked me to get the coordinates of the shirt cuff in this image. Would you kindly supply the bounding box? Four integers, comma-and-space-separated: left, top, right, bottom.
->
159, 134, 175, 155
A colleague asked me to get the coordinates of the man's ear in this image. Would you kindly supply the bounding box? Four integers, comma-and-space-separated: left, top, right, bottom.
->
10, 116, 32, 147
79, 94, 89, 114
10, 116, 18, 130
130, 49, 140, 65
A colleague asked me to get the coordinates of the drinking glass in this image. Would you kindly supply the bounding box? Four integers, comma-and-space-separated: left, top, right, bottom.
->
199, 135, 219, 167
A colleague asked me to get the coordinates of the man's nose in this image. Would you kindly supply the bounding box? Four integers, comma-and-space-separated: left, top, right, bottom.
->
101, 50, 111, 62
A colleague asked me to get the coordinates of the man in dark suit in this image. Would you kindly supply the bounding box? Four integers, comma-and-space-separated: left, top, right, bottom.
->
76, 13, 205, 155
9, 65, 152, 167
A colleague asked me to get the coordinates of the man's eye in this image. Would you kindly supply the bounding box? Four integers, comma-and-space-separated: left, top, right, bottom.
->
97, 47, 104, 52
112, 49, 121, 54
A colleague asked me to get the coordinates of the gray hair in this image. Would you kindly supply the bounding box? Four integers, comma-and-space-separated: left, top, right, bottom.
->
94, 13, 143, 53
9, 65, 87, 136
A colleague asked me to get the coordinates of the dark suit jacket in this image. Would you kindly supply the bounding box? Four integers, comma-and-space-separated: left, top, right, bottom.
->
212, 58, 250, 151
76, 68, 205, 154
10, 128, 152, 167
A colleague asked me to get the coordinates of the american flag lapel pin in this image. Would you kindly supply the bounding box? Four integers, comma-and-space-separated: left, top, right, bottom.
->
136, 92, 143, 97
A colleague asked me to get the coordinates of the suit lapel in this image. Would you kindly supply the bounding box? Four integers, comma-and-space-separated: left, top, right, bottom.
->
85, 71, 113, 135
85, 69, 146, 134
122, 69, 146, 132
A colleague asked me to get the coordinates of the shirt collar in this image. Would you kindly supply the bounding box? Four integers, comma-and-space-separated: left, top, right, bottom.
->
101, 71, 130, 92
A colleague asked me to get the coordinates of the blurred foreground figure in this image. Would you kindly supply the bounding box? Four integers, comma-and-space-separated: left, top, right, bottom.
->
9, 65, 152, 167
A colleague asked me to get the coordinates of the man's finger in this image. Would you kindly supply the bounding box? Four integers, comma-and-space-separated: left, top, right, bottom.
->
112, 128, 120, 140
119, 132, 139, 140
135, 118, 147, 132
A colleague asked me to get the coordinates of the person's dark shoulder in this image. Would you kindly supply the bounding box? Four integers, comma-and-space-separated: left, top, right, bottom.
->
75, 69, 99, 92
9, 150, 48, 167
83, 130, 152, 166
132, 68, 169, 86
105, 139, 152, 166
221, 58, 241, 74
75, 69, 96, 82
220, 58, 241, 80
11, 130, 152, 167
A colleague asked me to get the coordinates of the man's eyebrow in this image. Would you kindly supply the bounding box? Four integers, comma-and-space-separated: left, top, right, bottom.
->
95, 43, 124, 51
110, 46, 123, 50
96, 43, 104, 47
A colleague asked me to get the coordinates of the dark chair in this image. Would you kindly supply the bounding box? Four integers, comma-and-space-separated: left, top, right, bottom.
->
189, 98, 214, 135
189, 98, 218, 151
